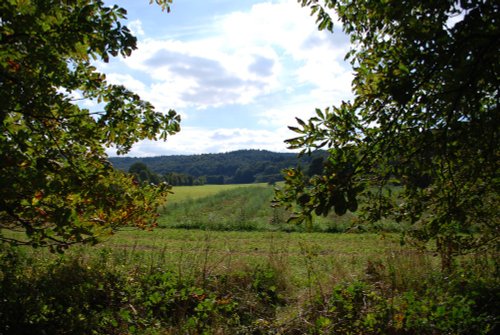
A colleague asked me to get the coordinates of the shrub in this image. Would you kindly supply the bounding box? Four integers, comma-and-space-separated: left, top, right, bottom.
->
283, 270, 498, 334
0, 244, 127, 335
0, 244, 290, 334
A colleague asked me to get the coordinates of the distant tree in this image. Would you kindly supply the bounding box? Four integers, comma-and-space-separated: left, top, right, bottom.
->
109, 150, 335, 185
206, 175, 225, 185
233, 167, 255, 184
129, 162, 149, 175
275, 0, 499, 271
138, 170, 150, 183
263, 165, 278, 175
164, 172, 202, 186
0, 0, 180, 250
194, 176, 206, 186
128, 162, 162, 185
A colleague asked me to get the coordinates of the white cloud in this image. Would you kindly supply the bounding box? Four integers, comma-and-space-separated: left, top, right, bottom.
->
115, 0, 350, 110
220, 1, 314, 54
128, 19, 145, 37
111, 126, 295, 157
102, 0, 353, 156
115, 38, 279, 110
106, 73, 146, 93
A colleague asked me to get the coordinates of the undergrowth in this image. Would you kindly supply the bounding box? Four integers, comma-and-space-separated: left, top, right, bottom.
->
0, 242, 497, 334
0, 186, 495, 334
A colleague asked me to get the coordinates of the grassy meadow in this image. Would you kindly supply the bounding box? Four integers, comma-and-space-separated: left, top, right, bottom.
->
165, 184, 258, 204
1, 184, 498, 334
159, 183, 363, 232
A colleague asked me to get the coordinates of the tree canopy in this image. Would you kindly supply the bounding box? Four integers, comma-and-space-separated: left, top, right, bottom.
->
0, 0, 180, 250
110, 150, 327, 185
275, 0, 499, 270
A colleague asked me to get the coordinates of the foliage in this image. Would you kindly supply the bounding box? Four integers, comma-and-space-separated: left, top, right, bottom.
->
292, 276, 498, 335
150, 0, 173, 12
128, 162, 206, 186
110, 149, 327, 185
128, 162, 162, 185
275, 0, 499, 270
0, 0, 180, 249
0, 243, 289, 334
164, 171, 206, 186
1, 238, 497, 334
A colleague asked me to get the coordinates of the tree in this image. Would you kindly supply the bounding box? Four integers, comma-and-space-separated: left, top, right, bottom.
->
0, 0, 180, 251
307, 157, 324, 176
129, 162, 149, 175
274, 0, 499, 271
206, 175, 224, 185
233, 167, 256, 184
128, 162, 162, 185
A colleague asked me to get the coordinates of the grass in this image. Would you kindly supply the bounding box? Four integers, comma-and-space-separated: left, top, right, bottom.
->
13, 227, 444, 313
10, 224, 440, 296
4, 228, 497, 334
159, 184, 361, 232
165, 183, 264, 204
1, 184, 498, 334
89, 229, 417, 284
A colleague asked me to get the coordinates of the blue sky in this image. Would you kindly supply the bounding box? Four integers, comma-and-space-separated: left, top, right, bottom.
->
98, 0, 353, 156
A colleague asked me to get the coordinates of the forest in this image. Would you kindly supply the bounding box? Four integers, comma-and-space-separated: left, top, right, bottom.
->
109, 149, 327, 185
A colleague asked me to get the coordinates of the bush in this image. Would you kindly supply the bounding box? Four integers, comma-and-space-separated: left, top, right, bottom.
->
0, 244, 290, 334
285, 272, 498, 334
0, 245, 127, 335
1, 243, 497, 334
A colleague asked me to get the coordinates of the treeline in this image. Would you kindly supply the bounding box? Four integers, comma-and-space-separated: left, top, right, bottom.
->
110, 149, 326, 185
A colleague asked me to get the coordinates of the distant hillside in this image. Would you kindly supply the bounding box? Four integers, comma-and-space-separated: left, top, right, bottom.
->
109, 149, 326, 185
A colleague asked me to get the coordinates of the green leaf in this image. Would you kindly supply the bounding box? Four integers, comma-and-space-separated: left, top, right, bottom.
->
295, 117, 307, 128
0, 0, 179, 249
315, 108, 325, 119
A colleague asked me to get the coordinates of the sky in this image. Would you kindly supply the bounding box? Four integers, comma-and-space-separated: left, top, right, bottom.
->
97, 0, 353, 156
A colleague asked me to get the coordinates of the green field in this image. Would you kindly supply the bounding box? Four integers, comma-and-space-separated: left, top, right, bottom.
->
1, 184, 497, 334
159, 183, 363, 232
166, 183, 263, 204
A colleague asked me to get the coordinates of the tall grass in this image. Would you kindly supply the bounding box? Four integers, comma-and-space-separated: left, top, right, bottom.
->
1, 184, 497, 334
159, 184, 367, 232
1, 232, 497, 334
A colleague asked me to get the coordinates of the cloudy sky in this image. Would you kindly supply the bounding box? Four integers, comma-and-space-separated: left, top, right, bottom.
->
99, 0, 353, 156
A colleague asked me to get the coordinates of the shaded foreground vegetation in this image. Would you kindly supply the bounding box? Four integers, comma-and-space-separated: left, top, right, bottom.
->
1, 229, 498, 334
1, 185, 498, 334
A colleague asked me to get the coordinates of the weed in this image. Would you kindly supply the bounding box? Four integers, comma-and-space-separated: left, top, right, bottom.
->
1, 227, 497, 334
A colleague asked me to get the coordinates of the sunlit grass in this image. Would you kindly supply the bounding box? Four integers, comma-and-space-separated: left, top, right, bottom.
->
22, 228, 436, 289
159, 184, 360, 232
166, 183, 266, 204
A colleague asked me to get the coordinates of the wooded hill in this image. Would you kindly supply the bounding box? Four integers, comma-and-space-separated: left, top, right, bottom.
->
109, 149, 326, 185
